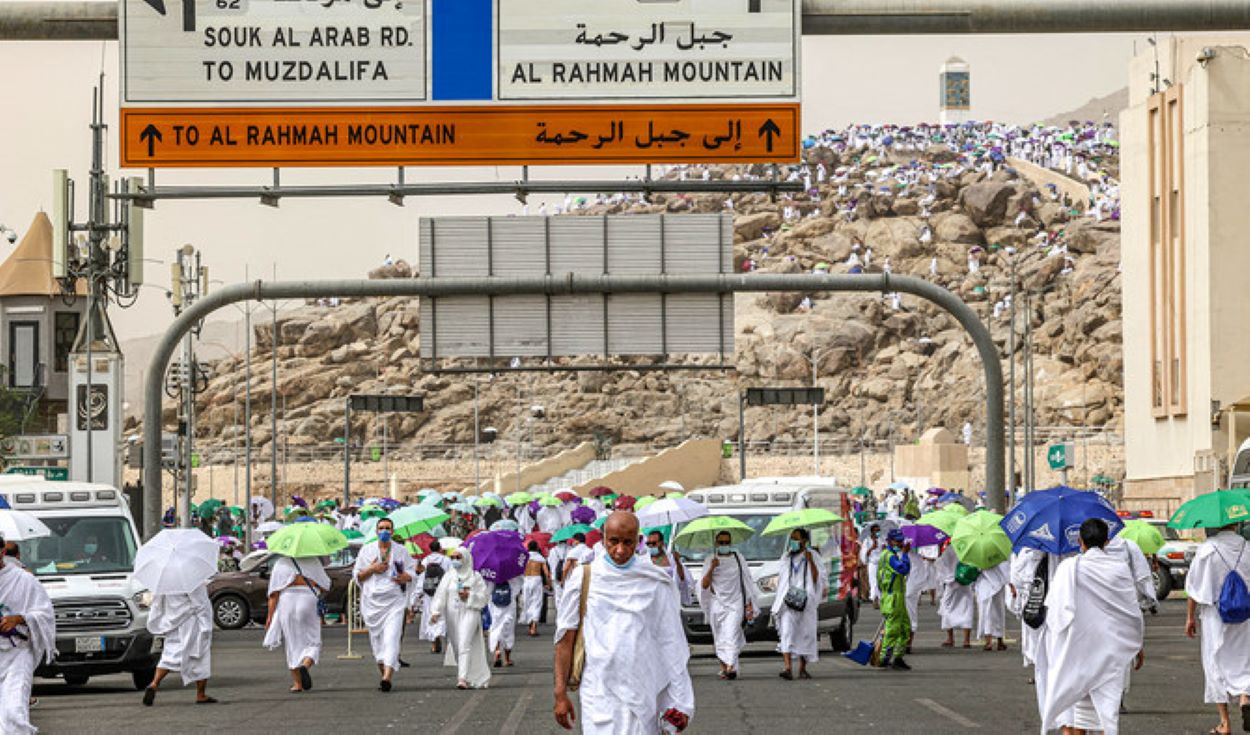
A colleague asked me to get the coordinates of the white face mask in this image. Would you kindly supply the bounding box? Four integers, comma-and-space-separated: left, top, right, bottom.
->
450, 558, 464, 570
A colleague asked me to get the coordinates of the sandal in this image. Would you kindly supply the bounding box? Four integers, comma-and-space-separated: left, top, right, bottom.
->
778, 670, 793, 680
1242, 702, 1250, 732
726, 671, 738, 680
798, 670, 812, 680
718, 672, 729, 680
940, 641, 954, 648
297, 665, 313, 691
195, 697, 218, 705
142, 688, 157, 707
997, 641, 1008, 651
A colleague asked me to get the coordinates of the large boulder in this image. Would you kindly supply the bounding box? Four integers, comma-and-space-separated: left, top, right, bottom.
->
933, 213, 983, 245
960, 181, 1016, 227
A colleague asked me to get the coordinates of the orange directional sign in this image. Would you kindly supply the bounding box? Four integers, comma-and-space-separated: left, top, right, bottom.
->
119, 105, 799, 168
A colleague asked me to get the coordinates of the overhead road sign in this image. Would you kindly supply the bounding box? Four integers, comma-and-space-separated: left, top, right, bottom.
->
744, 387, 825, 406
119, 0, 801, 167
120, 104, 797, 167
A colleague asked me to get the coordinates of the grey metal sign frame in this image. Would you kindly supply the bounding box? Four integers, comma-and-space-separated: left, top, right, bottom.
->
142, 272, 1006, 539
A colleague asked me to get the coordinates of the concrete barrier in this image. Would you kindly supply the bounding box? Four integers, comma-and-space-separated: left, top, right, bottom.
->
575, 439, 723, 496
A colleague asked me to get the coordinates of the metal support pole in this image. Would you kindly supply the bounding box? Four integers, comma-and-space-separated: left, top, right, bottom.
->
1023, 290, 1035, 494
738, 391, 746, 482
13, 0, 1250, 41
1008, 257, 1017, 503
343, 398, 351, 506
244, 305, 252, 508
473, 378, 481, 491
812, 350, 820, 478
180, 333, 193, 528
141, 273, 1008, 539
270, 292, 278, 510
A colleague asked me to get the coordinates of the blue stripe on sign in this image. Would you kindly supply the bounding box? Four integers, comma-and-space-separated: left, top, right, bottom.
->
432, 0, 493, 101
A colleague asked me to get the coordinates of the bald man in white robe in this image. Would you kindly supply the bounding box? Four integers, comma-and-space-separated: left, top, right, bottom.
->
0, 557, 54, 734
554, 512, 694, 734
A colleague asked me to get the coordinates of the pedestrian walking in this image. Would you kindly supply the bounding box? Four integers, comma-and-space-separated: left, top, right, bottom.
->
142, 583, 215, 705
1186, 523, 1250, 735
487, 575, 521, 668
419, 541, 448, 654
939, 544, 975, 648
353, 518, 416, 692
263, 556, 329, 692
0, 544, 54, 734
698, 530, 757, 680
520, 541, 550, 637
770, 528, 828, 680
429, 547, 490, 690
974, 560, 1010, 651
877, 529, 912, 670
553, 512, 693, 733
1035, 519, 1144, 735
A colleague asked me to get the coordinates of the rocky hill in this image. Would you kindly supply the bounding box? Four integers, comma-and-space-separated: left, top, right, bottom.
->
176, 128, 1123, 462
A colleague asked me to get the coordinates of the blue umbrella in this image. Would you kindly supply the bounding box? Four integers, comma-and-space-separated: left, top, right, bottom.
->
1000, 486, 1123, 555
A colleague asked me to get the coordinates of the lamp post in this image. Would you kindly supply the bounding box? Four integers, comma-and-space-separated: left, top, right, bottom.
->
789, 347, 824, 477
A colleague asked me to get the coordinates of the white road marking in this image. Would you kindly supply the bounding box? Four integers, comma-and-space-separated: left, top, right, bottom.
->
916, 697, 981, 729
438, 691, 486, 735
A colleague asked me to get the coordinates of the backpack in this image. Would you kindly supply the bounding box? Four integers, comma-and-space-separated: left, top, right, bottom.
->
422, 562, 445, 596
491, 583, 513, 608
954, 561, 980, 586
1022, 555, 1049, 629
1217, 543, 1250, 625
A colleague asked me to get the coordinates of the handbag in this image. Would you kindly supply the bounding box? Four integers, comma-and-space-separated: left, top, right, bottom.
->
783, 556, 809, 612
1022, 555, 1049, 629
292, 560, 329, 618
569, 565, 591, 692
733, 554, 753, 627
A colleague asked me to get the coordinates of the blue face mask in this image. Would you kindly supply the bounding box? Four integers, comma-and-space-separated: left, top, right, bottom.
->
648, 546, 662, 557
788, 540, 802, 553
377, 530, 392, 543
605, 552, 636, 570
716, 546, 733, 556
84, 543, 98, 555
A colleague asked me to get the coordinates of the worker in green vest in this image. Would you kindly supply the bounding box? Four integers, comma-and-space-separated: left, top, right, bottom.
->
878, 529, 913, 671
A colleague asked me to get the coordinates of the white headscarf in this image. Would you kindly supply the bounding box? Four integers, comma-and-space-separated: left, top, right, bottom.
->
449, 546, 475, 583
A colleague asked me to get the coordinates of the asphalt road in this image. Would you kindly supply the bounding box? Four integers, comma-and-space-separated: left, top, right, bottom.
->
31, 597, 1212, 734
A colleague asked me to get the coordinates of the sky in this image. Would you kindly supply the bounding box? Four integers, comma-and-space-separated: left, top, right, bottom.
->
0, 30, 1152, 343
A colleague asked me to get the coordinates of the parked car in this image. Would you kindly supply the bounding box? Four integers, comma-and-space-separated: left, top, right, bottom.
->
676, 479, 858, 653
1147, 518, 1196, 600
208, 547, 358, 630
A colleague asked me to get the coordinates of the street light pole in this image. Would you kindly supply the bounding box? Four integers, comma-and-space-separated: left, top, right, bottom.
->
1008, 253, 1017, 503
473, 377, 481, 491
269, 264, 278, 512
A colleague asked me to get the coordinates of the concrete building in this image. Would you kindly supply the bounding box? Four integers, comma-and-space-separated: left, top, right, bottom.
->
0, 212, 87, 433
939, 56, 971, 125
1121, 37, 1250, 513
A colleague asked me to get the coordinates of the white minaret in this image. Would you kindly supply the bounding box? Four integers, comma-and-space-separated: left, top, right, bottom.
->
939, 56, 971, 124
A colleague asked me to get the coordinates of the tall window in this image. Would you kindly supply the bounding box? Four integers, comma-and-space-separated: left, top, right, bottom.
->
9, 321, 39, 389
54, 312, 79, 373
1148, 86, 1186, 418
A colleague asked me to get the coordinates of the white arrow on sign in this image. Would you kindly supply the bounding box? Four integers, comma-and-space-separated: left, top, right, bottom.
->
143, 0, 196, 32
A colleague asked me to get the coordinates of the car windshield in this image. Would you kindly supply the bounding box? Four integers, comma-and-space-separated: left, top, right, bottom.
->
17, 516, 138, 577
673, 513, 789, 563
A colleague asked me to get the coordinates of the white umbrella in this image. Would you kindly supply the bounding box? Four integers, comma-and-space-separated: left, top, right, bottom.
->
257, 521, 283, 534
134, 529, 219, 595
635, 497, 708, 528
0, 509, 51, 541
249, 496, 274, 522
658, 480, 685, 493
438, 536, 463, 551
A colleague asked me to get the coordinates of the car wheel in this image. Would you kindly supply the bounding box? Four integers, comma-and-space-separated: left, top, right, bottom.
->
132, 668, 155, 691
63, 674, 89, 687
213, 594, 250, 630
831, 615, 853, 652
1154, 568, 1173, 601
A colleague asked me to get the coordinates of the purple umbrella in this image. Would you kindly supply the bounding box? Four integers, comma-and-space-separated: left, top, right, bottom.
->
217, 535, 239, 547
570, 506, 596, 525
463, 530, 529, 584
528, 499, 541, 515
926, 487, 946, 496
901, 524, 948, 548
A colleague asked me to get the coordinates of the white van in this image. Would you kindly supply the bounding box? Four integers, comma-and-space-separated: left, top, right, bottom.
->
1, 477, 160, 689
677, 479, 858, 652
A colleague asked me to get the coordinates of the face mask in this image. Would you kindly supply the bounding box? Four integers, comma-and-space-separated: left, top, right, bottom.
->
648, 547, 662, 557
450, 558, 464, 570
788, 540, 802, 553
716, 546, 732, 556
84, 544, 98, 555
605, 553, 635, 570
377, 530, 392, 543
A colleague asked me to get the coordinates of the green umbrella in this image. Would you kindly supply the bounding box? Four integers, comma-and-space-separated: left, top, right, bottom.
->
473, 496, 504, 509
592, 515, 608, 530
227, 505, 244, 516
635, 496, 658, 511
403, 540, 426, 558
387, 504, 450, 538
951, 511, 1013, 571
674, 516, 755, 549
536, 495, 562, 508
762, 508, 844, 537
360, 507, 388, 520
198, 498, 225, 514
1169, 490, 1250, 529
341, 528, 364, 540
941, 503, 970, 517
1119, 519, 1166, 556
552, 524, 594, 543
850, 486, 872, 497
266, 523, 348, 558
918, 509, 961, 535
505, 492, 534, 506
664, 492, 686, 500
